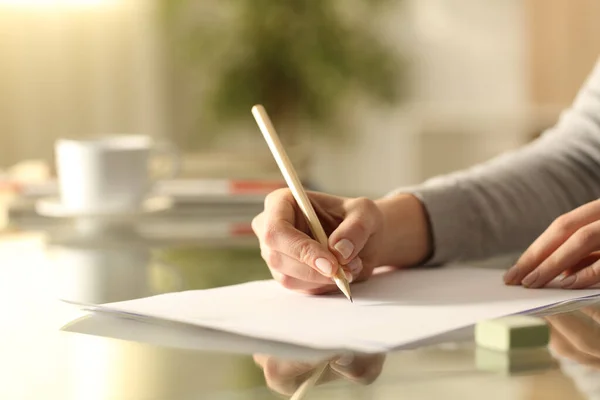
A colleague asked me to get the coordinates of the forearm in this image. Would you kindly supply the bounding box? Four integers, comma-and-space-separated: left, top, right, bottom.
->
395, 59, 600, 265
375, 194, 432, 267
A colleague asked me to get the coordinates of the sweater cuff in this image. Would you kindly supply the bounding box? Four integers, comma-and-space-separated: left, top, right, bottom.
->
389, 180, 475, 266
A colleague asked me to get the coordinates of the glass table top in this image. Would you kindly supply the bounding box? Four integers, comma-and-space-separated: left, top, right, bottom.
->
2, 209, 599, 400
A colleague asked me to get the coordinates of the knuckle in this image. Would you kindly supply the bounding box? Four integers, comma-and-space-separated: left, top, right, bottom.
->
295, 240, 316, 265
263, 191, 277, 208
354, 197, 377, 214
573, 227, 600, 248
349, 197, 377, 232
262, 223, 281, 248
251, 214, 262, 235
363, 199, 379, 216
265, 188, 293, 208
551, 215, 575, 236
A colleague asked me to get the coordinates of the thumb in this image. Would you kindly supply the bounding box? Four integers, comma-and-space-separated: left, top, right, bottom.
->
328, 212, 375, 265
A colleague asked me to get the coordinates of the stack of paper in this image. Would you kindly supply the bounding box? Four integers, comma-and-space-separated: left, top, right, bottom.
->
89, 268, 600, 352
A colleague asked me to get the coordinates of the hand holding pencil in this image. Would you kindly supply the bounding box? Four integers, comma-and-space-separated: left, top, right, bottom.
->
251, 104, 426, 298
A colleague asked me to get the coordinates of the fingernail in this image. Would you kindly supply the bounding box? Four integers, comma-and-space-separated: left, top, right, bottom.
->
560, 274, 577, 288
503, 266, 518, 284
334, 239, 354, 260
348, 257, 363, 276
344, 269, 354, 283
522, 271, 540, 288
315, 258, 334, 276
334, 353, 354, 366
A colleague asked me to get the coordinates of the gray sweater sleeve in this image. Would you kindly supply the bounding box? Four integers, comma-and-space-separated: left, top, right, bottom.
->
397, 58, 600, 264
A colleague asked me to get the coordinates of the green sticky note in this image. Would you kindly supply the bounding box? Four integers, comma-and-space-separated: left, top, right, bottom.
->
475, 315, 550, 351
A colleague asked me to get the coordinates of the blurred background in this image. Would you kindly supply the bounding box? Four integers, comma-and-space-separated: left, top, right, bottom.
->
0, 0, 599, 197
1, 2, 600, 399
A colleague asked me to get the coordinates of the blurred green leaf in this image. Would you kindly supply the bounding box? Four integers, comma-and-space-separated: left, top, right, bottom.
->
159, 0, 407, 146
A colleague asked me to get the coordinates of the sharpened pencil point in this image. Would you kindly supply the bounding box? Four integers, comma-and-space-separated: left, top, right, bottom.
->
333, 272, 353, 302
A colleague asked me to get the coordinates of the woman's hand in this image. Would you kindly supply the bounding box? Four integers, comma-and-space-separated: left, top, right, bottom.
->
505, 199, 600, 289
545, 306, 600, 369
252, 189, 430, 294
253, 352, 386, 396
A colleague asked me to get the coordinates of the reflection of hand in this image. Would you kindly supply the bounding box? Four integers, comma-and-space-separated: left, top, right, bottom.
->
253, 352, 386, 396
546, 306, 600, 369
504, 200, 600, 289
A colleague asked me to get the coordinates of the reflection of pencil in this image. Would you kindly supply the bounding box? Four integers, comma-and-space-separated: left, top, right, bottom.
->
251, 104, 353, 302
290, 361, 329, 400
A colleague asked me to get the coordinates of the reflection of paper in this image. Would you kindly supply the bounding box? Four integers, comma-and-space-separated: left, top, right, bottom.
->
89, 268, 600, 352
62, 313, 337, 362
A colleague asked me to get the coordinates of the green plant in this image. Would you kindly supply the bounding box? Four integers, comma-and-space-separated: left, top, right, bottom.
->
160, 0, 406, 147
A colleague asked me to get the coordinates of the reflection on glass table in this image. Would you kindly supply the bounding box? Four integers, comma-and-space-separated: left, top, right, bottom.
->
253, 352, 386, 398
62, 301, 600, 400
45, 222, 271, 305
546, 307, 600, 398
4, 217, 600, 400
250, 306, 600, 399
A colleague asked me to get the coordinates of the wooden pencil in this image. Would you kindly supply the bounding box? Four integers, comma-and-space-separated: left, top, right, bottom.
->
251, 104, 352, 302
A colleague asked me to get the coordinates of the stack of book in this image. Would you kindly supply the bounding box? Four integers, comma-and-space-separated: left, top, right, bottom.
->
11, 178, 286, 205
5, 178, 287, 241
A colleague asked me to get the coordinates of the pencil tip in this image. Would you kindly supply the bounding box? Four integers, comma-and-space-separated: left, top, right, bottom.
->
333, 273, 353, 303
341, 286, 352, 303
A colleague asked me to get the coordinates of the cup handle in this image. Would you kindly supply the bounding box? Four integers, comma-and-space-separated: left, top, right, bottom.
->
150, 141, 181, 182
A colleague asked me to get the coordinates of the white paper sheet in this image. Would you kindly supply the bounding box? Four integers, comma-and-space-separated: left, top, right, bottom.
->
90, 267, 600, 352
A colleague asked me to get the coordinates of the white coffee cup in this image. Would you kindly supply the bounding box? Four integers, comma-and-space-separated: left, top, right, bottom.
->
55, 135, 179, 213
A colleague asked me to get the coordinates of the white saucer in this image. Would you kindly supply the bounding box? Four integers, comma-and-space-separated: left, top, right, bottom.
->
35, 196, 173, 219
